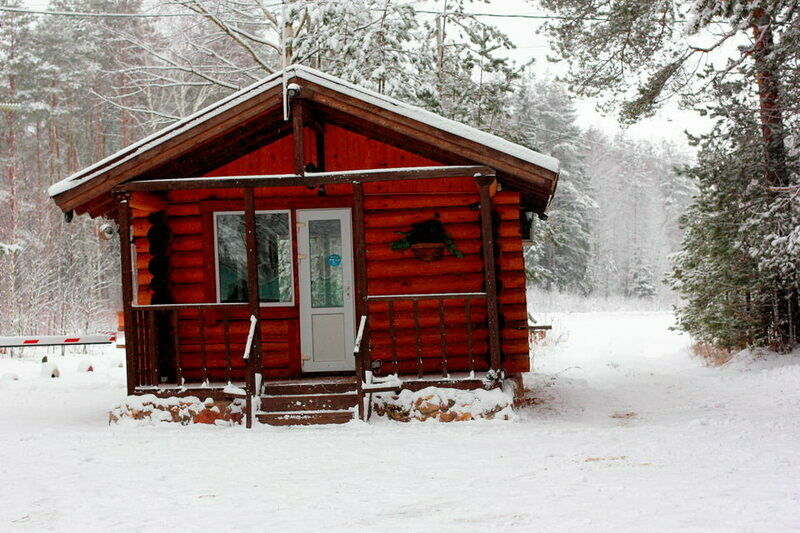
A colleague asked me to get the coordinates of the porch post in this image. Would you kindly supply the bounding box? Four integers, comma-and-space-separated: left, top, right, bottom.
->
476, 175, 502, 373
115, 192, 137, 395
243, 187, 263, 428
352, 182, 369, 420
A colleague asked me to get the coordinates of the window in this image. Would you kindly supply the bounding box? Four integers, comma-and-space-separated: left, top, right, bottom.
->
214, 211, 293, 305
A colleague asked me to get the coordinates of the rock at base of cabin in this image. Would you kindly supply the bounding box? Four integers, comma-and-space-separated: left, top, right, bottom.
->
109, 395, 247, 426
371, 385, 515, 423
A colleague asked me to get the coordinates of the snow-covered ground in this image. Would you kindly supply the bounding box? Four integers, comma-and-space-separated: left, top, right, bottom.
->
2, 312, 799, 532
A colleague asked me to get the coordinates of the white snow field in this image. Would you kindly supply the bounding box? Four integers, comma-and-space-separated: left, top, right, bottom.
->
2, 312, 799, 532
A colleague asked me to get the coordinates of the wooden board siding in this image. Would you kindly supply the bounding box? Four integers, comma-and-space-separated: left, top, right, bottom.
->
130, 124, 531, 381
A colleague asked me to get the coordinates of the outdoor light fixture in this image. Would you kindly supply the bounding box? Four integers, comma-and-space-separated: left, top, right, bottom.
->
317, 184, 327, 197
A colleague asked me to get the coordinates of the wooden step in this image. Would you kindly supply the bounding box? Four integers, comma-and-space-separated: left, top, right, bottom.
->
256, 409, 354, 426
260, 393, 358, 412
262, 380, 356, 396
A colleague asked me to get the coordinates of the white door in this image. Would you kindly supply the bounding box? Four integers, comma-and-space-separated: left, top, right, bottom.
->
297, 209, 356, 372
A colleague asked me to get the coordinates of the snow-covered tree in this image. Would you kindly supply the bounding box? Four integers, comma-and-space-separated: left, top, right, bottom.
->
512, 77, 596, 294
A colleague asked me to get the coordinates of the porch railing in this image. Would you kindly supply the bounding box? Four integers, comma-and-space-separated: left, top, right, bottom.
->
364, 292, 488, 378
129, 303, 252, 387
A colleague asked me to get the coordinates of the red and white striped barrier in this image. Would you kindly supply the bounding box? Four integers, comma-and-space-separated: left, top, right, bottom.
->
0, 333, 116, 348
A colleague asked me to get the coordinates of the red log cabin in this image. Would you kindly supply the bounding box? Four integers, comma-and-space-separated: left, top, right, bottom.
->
48, 65, 560, 426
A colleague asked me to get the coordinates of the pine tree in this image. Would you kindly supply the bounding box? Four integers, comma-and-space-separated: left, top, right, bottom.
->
629, 252, 657, 300
669, 92, 799, 350
511, 77, 596, 294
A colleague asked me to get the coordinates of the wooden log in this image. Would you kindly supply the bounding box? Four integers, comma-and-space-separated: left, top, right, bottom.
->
135, 253, 153, 270
494, 203, 521, 220
499, 304, 528, 322
171, 283, 206, 303
132, 218, 151, 238
366, 255, 483, 279
178, 319, 291, 338
364, 207, 479, 229
499, 271, 526, 289
498, 223, 522, 238
134, 237, 149, 254
370, 328, 488, 348
363, 176, 475, 195
366, 273, 485, 296
254, 184, 353, 198
168, 188, 242, 203
366, 240, 482, 261
364, 193, 478, 211
166, 204, 201, 217
137, 271, 154, 287
167, 217, 202, 235
171, 251, 205, 268
370, 355, 490, 375
494, 190, 521, 205
502, 354, 530, 373
136, 291, 152, 306
370, 341, 489, 362
129, 191, 167, 213
501, 327, 529, 341
172, 267, 204, 284
498, 254, 524, 272
366, 223, 479, 244
367, 296, 486, 314
171, 235, 203, 252
499, 237, 523, 254
368, 308, 487, 331
499, 290, 526, 305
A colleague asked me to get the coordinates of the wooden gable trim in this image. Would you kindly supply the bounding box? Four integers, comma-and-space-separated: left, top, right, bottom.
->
301, 83, 558, 190
55, 72, 557, 217
54, 85, 286, 213
114, 165, 496, 193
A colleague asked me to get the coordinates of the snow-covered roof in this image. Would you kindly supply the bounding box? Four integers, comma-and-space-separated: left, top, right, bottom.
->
49, 64, 559, 203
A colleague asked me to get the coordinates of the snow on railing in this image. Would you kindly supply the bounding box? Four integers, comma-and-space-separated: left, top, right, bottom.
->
242, 314, 258, 361
353, 315, 367, 356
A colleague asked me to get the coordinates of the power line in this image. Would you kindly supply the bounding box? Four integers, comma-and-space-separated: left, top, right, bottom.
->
0, 4, 617, 22
0, 4, 282, 18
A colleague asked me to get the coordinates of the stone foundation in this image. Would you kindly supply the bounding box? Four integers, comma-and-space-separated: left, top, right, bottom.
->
109, 394, 245, 425
372, 385, 515, 423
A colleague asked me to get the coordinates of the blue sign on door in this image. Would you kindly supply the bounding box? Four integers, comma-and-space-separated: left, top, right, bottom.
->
327, 254, 342, 267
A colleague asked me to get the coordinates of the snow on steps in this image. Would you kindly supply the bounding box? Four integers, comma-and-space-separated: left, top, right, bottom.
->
257, 378, 358, 426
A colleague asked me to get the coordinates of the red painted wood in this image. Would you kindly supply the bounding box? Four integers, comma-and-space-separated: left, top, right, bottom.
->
130, 120, 531, 379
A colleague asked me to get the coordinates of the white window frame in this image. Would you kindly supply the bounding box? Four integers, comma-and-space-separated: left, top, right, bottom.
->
213, 210, 295, 307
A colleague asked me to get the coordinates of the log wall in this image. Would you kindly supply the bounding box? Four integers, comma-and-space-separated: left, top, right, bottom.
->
130, 124, 531, 381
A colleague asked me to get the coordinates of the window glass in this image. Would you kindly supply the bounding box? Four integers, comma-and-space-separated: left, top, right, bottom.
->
309, 219, 344, 308
216, 212, 292, 304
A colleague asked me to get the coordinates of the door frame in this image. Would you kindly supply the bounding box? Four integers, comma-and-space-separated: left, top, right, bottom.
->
296, 208, 356, 373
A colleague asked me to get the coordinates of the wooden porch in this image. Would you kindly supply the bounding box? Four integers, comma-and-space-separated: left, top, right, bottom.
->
117, 165, 505, 427
134, 372, 498, 426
